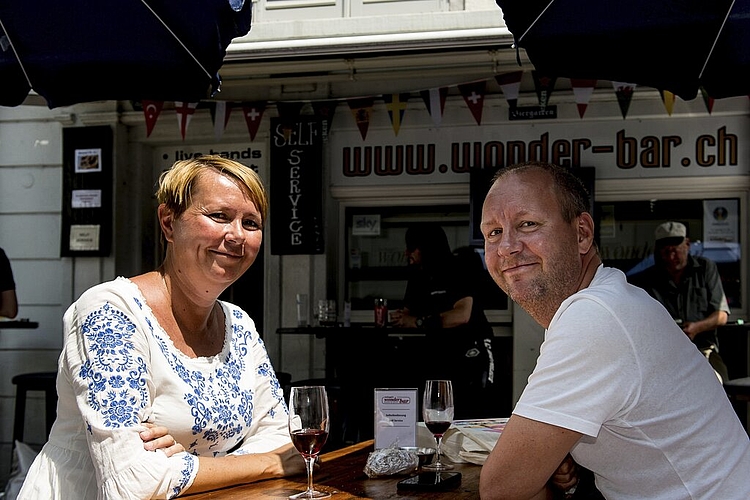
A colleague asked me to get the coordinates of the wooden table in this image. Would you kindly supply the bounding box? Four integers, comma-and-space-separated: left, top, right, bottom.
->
184, 440, 482, 499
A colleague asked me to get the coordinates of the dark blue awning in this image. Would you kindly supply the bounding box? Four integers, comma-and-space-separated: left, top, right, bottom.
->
0, 0, 252, 108
495, 0, 750, 100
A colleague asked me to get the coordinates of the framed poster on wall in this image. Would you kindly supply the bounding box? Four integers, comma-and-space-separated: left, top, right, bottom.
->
61, 126, 113, 256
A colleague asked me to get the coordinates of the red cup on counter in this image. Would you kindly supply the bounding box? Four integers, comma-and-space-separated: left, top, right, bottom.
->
374, 298, 388, 328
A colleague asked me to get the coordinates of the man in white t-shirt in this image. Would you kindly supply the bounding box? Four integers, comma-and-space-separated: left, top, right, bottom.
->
478, 162, 750, 499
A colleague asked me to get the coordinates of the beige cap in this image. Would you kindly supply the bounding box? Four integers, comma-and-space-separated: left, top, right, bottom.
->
654, 221, 687, 243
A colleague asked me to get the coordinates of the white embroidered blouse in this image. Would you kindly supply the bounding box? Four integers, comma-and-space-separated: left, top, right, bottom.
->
18, 277, 290, 499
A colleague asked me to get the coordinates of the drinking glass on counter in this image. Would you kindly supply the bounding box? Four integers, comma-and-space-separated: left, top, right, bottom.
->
422, 379, 454, 471
315, 300, 337, 327
288, 386, 331, 499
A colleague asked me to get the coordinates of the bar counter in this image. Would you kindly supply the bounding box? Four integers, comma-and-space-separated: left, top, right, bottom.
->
0, 320, 39, 329
278, 325, 513, 445
184, 439, 482, 499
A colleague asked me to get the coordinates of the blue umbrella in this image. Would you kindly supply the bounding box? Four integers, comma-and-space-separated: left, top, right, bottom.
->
495, 0, 750, 100
0, 0, 252, 108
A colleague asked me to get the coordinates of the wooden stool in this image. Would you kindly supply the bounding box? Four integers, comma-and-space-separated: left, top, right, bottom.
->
11, 371, 58, 444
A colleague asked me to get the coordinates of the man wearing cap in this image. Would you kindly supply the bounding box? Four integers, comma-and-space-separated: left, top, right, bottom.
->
629, 221, 730, 382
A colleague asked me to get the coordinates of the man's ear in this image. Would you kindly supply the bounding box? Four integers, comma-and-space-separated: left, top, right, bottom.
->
158, 204, 175, 243
577, 213, 596, 251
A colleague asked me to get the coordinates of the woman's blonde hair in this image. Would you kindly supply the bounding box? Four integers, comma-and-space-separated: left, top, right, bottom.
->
156, 154, 268, 223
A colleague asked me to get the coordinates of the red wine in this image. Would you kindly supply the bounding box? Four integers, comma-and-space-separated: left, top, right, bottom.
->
425, 420, 451, 436
291, 428, 329, 457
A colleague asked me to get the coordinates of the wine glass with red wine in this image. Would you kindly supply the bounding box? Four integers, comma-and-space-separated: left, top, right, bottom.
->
288, 385, 331, 499
422, 379, 454, 471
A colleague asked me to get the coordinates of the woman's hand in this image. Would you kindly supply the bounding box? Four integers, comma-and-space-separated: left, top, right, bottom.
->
140, 422, 185, 457
275, 442, 308, 477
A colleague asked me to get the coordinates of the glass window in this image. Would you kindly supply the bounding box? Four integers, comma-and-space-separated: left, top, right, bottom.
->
344, 204, 509, 317
595, 198, 742, 310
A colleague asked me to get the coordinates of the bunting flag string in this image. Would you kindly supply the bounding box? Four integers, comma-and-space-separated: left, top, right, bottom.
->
242, 101, 267, 141
659, 90, 676, 116
700, 87, 715, 114
383, 93, 409, 136
174, 101, 198, 140
141, 70, 726, 140
312, 100, 338, 139
458, 80, 487, 125
347, 97, 375, 140
142, 100, 163, 137
570, 79, 597, 119
532, 71, 557, 108
210, 101, 232, 141
495, 70, 523, 109
419, 87, 448, 126
612, 82, 637, 119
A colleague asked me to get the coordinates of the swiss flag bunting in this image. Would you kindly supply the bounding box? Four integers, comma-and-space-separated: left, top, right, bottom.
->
570, 79, 597, 118
348, 97, 374, 140
458, 81, 486, 125
420, 87, 448, 126
210, 101, 232, 140
383, 93, 410, 136
495, 71, 524, 109
142, 100, 163, 137
612, 82, 636, 119
242, 102, 267, 141
174, 101, 198, 140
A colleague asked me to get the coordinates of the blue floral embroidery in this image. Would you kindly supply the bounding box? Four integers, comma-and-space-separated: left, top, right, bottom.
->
169, 454, 197, 499
147, 306, 277, 454
78, 303, 148, 428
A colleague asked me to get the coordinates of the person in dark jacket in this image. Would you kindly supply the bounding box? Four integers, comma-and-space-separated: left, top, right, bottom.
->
629, 221, 730, 382
389, 223, 497, 418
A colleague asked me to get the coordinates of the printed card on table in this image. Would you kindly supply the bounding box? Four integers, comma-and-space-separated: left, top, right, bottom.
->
374, 388, 417, 449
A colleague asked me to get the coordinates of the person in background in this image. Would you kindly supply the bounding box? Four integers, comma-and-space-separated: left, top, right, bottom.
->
19, 155, 304, 499
628, 221, 730, 382
389, 223, 496, 419
478, 161, 749, 499
0, 247, 19, 319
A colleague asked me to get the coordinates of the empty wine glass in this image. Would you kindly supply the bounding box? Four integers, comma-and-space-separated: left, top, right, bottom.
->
422, 379, 454, 471
288, 386, 331, 499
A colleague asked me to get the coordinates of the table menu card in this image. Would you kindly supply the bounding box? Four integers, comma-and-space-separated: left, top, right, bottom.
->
374, 388, 418, 449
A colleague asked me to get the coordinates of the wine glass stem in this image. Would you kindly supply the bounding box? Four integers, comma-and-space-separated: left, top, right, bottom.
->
304, 456, 316, 494
435, 435, 443, 464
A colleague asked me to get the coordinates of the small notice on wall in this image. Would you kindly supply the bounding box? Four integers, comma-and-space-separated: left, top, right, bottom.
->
352, 215, 381, 236
703, 199, 738, 244
74, 148, 102, 173
69, 225, 101, 251
71, 189, 102, 208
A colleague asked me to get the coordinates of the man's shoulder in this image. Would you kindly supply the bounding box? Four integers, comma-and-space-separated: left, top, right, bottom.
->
689, 254, 718, 270
625, 265, 658, 285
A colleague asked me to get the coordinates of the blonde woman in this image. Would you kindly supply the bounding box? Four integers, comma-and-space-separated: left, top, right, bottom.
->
19, 155, 304, 499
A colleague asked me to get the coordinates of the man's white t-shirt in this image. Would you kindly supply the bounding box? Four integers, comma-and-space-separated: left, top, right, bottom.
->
514, 265, 750, 499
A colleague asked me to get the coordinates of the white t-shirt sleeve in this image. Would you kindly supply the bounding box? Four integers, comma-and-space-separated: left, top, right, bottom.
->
513, 295, 641, 437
